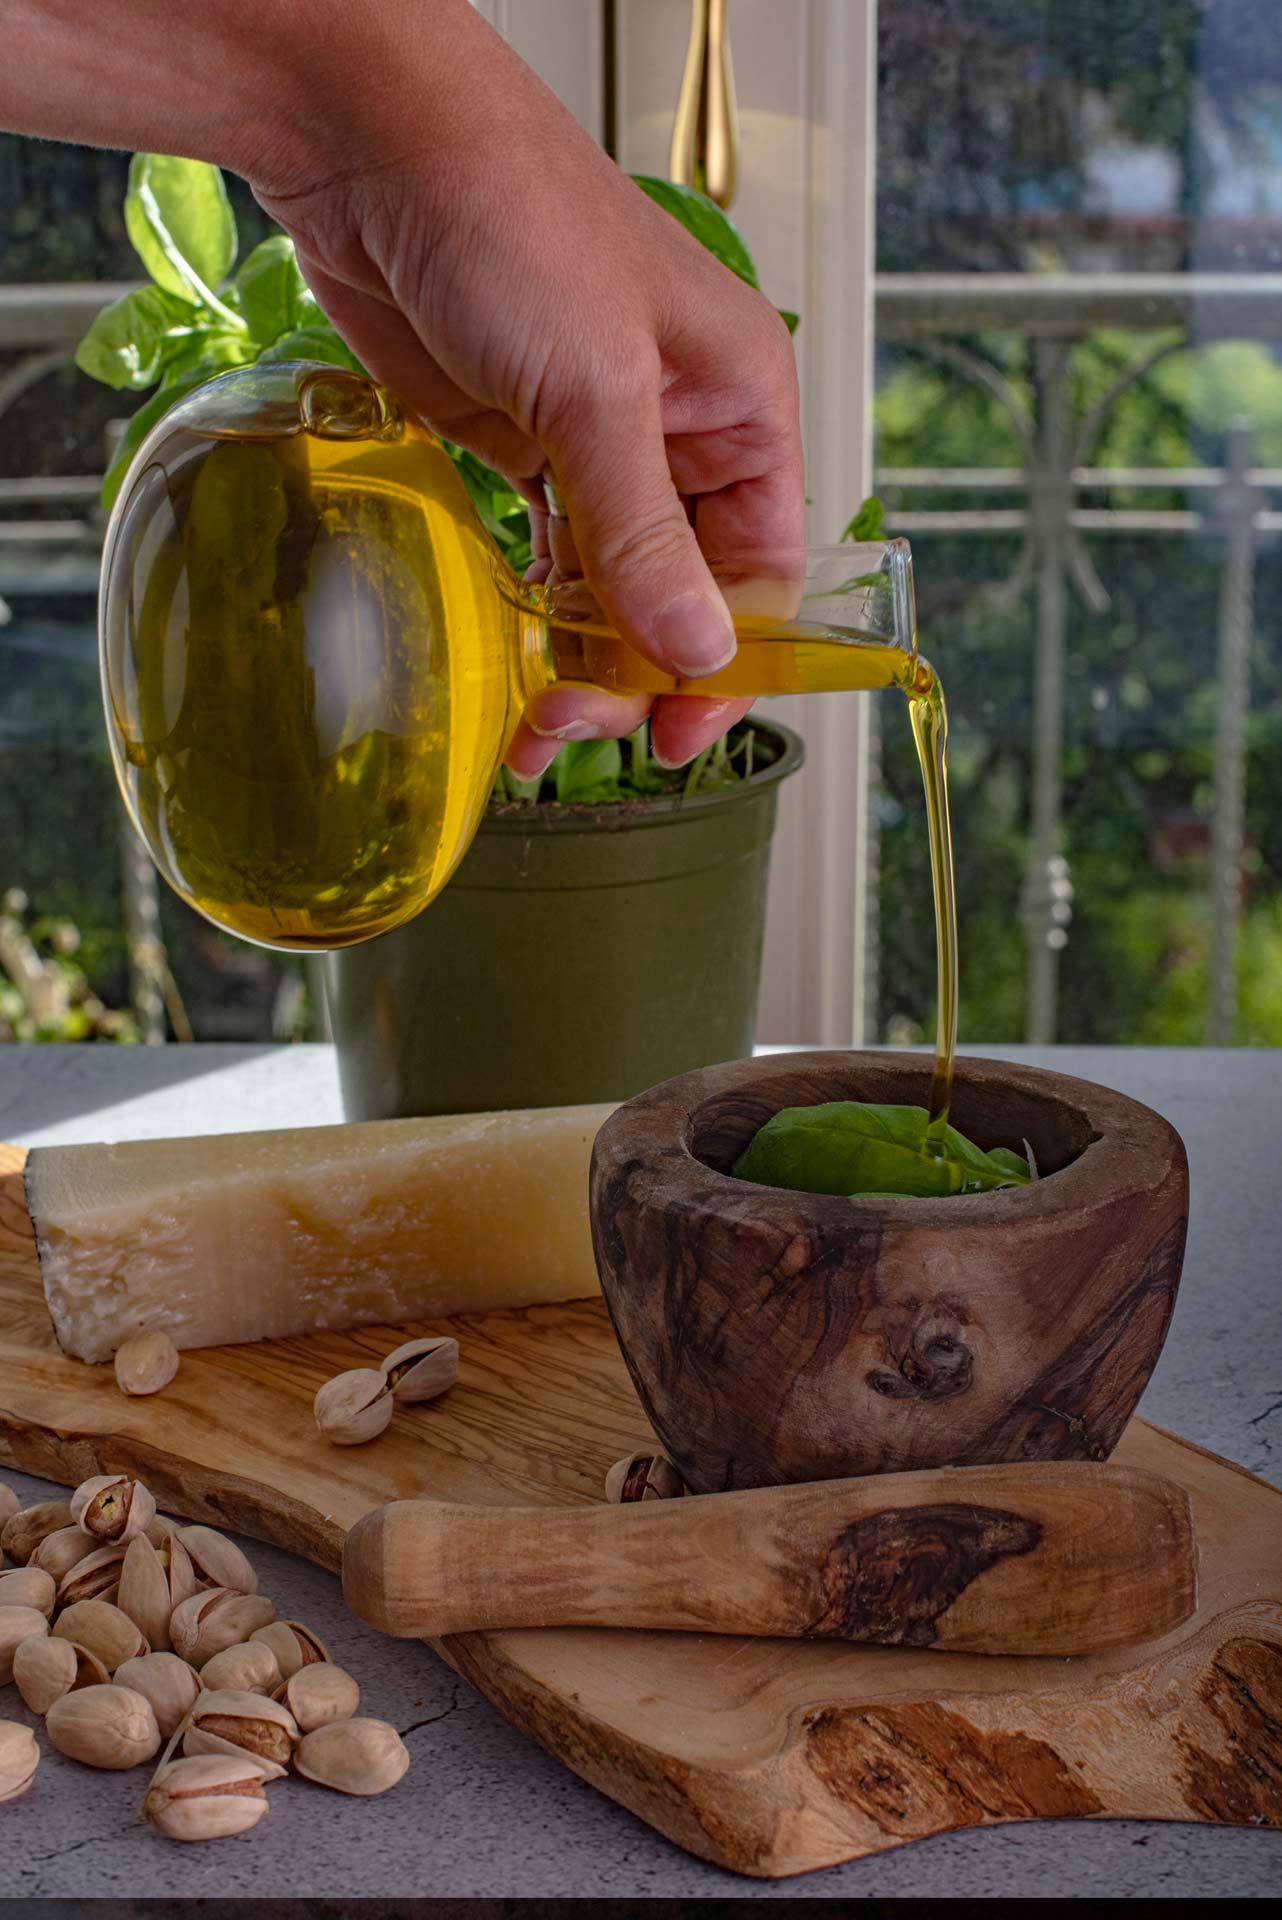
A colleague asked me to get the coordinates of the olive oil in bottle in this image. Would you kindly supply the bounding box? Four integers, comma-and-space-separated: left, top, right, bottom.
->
100, 360, 956, 1126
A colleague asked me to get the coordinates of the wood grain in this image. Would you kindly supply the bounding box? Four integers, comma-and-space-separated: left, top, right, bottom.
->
342, 1462, 1195, 1653
591, 1051, 1189, 1491
1, 1140, 1279, 1877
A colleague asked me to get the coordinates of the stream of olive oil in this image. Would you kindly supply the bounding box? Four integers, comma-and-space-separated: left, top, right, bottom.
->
105, 418, 956, 1131
540, 623, 958, 1136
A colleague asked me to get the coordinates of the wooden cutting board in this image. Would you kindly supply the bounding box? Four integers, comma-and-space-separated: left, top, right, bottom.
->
2, 1142, 1280, 1876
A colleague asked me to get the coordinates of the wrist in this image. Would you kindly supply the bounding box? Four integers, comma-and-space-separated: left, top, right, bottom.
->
242, 0, 486, 200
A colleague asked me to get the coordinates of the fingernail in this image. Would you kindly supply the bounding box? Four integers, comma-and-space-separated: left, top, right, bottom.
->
653, 591, 736, 677
528, 718, 595, 741
651, 746, 692, 770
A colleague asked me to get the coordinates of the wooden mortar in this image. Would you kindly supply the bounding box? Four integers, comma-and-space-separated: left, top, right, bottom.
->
589, 1051, 1188, 1494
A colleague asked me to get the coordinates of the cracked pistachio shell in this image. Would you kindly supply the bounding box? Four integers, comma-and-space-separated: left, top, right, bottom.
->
604, 1451, 687, 1504
1, 1499, 72, 1566
178, 1527, 258, 1596
29, 1524, 96, 1584
117, 1536, 175, 1652
144, 1514, 181, 1549
294, 1717, 410, 1796
0, 1565, 56, 1617
380, 1336, 459, 1405
56, 1543, 127, 1609
171, 1589, 275, 1668
0, 1604, 49, 1686
199, 1641, 281, 1696
184, 1688, 298, 1770
144, 1754, 268, 1842
70, 1473, 157, 1544
0, 1721, 39, 1803
250, 1620, 328, 1682
165, 1534, 198, 1614
46, 1682, 160, 1769
0, 1485, 19, 1529
53, 1598, 148, 1672
181, 1724, 288, 1783
114, 1329, 180, 1397
114, 1652, 203, 1740
284, 1663, 359, 1733
313, 1369, 393, 1446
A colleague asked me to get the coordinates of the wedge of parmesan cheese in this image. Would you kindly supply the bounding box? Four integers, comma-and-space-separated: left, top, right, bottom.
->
25, 1103, 613, 1363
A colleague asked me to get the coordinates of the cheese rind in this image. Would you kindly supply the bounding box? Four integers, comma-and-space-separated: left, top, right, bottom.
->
25, 1104, 613, 1363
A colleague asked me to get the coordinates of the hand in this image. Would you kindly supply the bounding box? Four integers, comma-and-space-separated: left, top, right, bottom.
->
250, 1, 804, 775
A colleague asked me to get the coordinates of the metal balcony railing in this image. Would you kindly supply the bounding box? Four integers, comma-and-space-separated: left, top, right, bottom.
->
3, 273, 1280, 1046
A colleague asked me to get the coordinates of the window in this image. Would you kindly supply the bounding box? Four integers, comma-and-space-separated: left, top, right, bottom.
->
874, 0, 1282, 1048
0, 151, 303, 1042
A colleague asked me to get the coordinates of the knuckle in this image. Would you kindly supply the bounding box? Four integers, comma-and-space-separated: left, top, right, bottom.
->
593, 515, 689, 583
535, 333, 659, 442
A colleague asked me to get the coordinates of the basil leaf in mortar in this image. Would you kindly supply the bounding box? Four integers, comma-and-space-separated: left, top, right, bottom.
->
733, 1102, 1033, 1199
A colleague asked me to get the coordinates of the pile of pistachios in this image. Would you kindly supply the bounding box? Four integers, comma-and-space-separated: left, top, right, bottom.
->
0, 1473, 409, 1840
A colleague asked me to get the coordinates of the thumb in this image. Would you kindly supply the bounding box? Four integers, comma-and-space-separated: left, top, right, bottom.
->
548, 397, 736, 679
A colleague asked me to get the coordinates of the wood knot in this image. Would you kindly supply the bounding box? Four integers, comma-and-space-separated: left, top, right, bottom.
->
866, 1302, 974, 1401
809, 1503, 1042, 1646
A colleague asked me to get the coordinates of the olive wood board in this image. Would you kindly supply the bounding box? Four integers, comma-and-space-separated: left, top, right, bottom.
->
1, 1144, 1279, 1878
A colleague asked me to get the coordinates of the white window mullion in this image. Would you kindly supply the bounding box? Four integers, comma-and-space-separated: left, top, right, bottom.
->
470, 0, 604, 140
616, 0, 878, 1046
485, 0, 880, 1047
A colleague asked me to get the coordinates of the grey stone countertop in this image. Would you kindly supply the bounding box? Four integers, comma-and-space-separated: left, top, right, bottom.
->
1, 1041, 1278, 1899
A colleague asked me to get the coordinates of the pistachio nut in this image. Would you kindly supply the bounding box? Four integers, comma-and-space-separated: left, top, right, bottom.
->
170, 1588, 275, 1668
11, 1633, 110, 1713
117, 1535, 175, 1651
0, 1604, 49, 1686
46, 1682, 161, 1769
183, 1688, 298, 1772
29, 1523, 96, 1584
70, 1473, 157, 1544
294, 1717, 410, 1796
178, 1526, 258, 1596
115, 1652, 203, 1740
284, 1662, 359, 1733
313, 1368, 393, 1446
249, 1619, 329, 1681
604, 1451, 687, 1504
53, 1598, 148, 1672
180, 1725, 288, 1783
1, 1498, 71, 1565
165, 1533, 198, 1613
0, 1484, 18, 1530
13, 1632, 77, 1713
144, 1513, 183, 1549
56, 1543, 127, 1609
0, 1565, 56, 1617
380, 1336, 459, 1406
199, 1641, 281, 1696
144, 1754, 268, 1842
0, 1721, 39, 1803
114, 1328, 180, 1397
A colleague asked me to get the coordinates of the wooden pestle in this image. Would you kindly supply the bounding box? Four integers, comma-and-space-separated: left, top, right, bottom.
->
343, 1460, 1196, 1656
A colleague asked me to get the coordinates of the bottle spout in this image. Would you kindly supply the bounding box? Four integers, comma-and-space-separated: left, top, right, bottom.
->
494, 539, 916, 657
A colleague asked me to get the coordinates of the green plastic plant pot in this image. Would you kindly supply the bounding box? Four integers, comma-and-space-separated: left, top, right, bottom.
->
323, 719, 804, 1118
